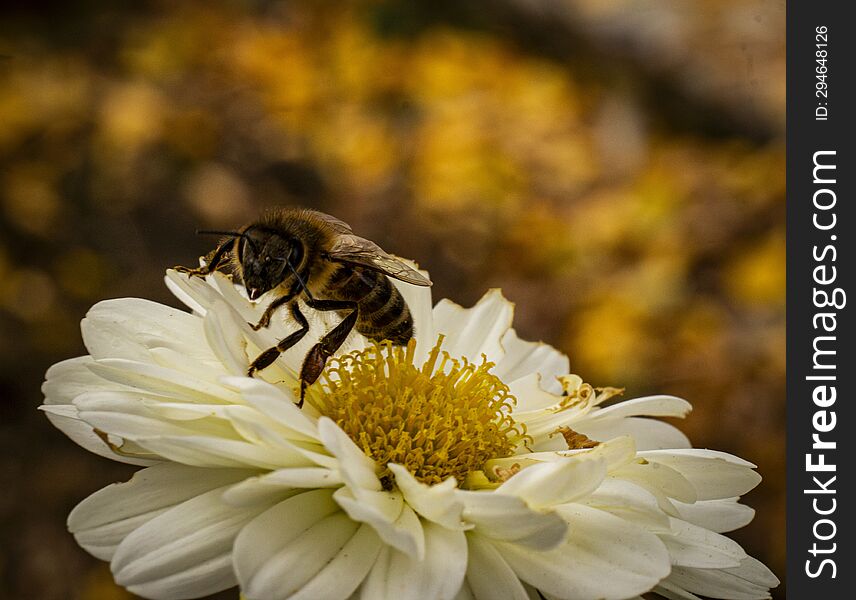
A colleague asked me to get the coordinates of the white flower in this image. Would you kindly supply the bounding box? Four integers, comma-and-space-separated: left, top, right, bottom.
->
42, 270, 779, 600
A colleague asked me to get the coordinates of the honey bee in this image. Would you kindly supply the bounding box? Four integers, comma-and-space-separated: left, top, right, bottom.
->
174, 208, 431, 405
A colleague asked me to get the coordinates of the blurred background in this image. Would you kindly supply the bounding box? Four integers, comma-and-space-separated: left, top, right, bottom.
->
0, 1, 785, 598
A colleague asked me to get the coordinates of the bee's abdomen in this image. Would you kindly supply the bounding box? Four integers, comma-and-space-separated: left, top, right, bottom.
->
327, 266, 413, 345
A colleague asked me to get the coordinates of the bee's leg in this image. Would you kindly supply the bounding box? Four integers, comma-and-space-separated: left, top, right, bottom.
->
173, 239, 232, 277
247, 303, 310, 378
299, 299, 358, 405
250, 287, 299, 331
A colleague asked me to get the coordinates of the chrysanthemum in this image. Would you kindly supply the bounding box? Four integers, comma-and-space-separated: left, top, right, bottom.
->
42, 269, 778, 600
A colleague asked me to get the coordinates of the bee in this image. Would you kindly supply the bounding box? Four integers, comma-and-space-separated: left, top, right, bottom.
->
174, 208, 431, 405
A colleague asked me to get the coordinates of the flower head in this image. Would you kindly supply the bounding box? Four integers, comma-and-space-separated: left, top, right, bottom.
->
42, 269, 779, 600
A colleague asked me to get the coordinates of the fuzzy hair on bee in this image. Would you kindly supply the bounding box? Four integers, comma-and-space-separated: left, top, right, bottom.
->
174, 208, 431, 405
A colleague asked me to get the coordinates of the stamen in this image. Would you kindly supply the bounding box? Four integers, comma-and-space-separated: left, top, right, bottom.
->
310, 337, 527, 488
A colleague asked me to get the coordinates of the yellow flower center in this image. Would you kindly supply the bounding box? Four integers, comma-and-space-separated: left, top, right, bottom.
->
310, 337, 526, 488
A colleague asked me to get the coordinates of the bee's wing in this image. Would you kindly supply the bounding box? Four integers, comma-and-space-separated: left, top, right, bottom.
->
327, 234, 432, 286
306, 210, 353, 234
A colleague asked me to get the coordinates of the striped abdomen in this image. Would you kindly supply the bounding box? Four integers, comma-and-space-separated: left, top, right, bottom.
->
324, 265, 414, 345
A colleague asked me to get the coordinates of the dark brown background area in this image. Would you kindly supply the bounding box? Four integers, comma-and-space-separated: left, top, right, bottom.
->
1, 1, 785, 598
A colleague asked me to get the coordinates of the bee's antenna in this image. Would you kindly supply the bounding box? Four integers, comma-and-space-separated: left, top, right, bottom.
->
197, 229, 260, 254
275, 251, 313, 299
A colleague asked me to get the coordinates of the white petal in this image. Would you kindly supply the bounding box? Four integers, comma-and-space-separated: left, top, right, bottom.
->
88, 359, 240, 404
111, 483, 271, 599
68, 464, 252, 561
392, 273, 435, 365
586, 395, 692, 420
239, 510, 360, 599
587, 435, 639, 469
164, 270, 221, 315
641, 448, 757, 468
334, 487, 425, 559
666, 556, 779, 600
203, 300, 251, 376
134, 434, 307, 470
318, 417, 381, 491
671, 498, 756, 533
660, 518, 746, 569
458, 491, 567, 550
581, 478, 671, 534
492, 435, 637, 473
654, 581, 703, 600
223, 376, 319, 442
74, 391, 238, 440
81, 298, 210, 362
388, 464, 466, 530
141, 401, 309, 454
493, 329, 569, 394
575, 417, 692, 450
287, 525, 383, 600
210, 271, 262, 321
233, 489, 339, 595
43, 356, 117, 405
360, 521, 467, 600
433, 289, 513, 364
497, 454, 606, 508
499, 504, 671, 600
40, 403, 156, 466
611, 458, 698, 510
508, 373, 573, 415
465, 534, 531, 600
223, 468, 344, 506
639, 450, 762, 500
42, 357, 155, 465
454, 582, 476, 600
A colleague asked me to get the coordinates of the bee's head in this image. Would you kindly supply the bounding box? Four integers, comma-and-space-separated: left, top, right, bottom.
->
237, 227, 301, 301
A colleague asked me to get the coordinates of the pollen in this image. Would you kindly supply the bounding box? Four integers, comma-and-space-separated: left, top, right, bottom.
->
310, 337, 527, 488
